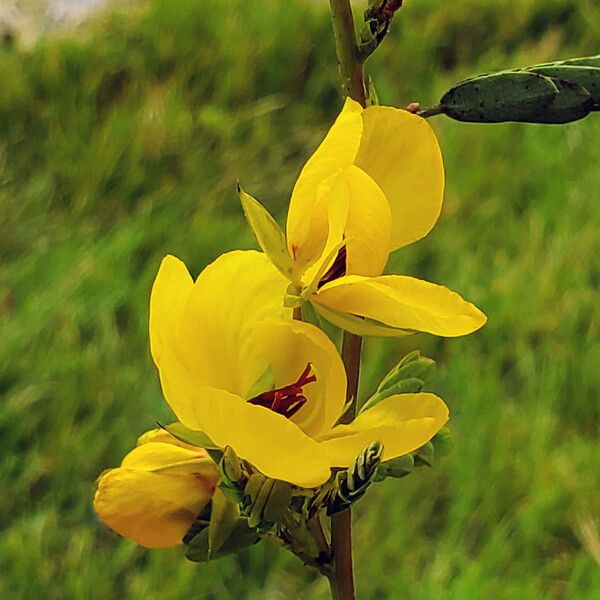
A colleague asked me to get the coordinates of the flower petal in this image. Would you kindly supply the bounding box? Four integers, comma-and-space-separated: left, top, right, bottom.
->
151, 251, 290, 399
149, 254, 194, 378
173, 385, 332, 488
287, 98, 363, 268
341, 165, 391, 277
299, 170, 349, 290
251, 319, 347, 438
313, 274, 487, 337
93, 442, 217, 548
310, 300, 411, 338
317, 393, 449, 466
355, 107, 444, 250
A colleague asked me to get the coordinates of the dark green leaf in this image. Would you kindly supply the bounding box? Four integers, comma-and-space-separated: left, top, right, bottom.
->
532, 78, 594, 123
526, 65, 600, 105
440, 71, 559, 123
209, 489, 240, 558
185, 490, 260, 563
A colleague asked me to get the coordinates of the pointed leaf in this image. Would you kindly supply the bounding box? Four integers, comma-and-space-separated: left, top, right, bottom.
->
239, 186, 293, 278
160, 421, 220, 451
185, 491, 260, 563
209, 488, 241, 558
360, 378, 425, 413
440, 71, 558, 122
376, 453, 414, 480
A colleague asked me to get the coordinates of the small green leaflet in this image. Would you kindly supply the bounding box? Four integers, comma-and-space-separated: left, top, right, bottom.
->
238, 185, 294, 278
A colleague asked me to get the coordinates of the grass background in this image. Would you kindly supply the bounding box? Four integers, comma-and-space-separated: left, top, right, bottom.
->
0, 0, 599, 598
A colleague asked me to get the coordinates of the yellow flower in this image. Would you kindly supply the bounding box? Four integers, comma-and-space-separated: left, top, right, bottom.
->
93, 429, 218, 548
240, 98, 486, 337
150, 251, 449, 488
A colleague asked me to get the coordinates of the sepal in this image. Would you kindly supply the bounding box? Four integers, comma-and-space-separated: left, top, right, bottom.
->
184, 489, 260, 563
159, 421, 220, 450
238, 185, 294, 278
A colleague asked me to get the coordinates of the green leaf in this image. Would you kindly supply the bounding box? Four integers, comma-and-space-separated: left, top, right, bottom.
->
375, 453, 414, 480
440, 71, 558, 122
526, 65, 600, 105
413, 441, 435, 467
534, 78, 594, 123
439, 71, 594, 124
262, 481, 295, 523
209, 488, 241, 558
185, 489, 260, 563
160, 421, 220, 450
360, 351, 436, 413
431, 428, 453, 458
185, 527, 210, 562
377, 351, 435, 394
185, 519, 259, 562
360, 378, 425, 413
238, 186, 294, 278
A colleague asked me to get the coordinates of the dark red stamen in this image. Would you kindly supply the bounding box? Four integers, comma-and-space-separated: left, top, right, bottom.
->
248, 363, 316, 419
318, 245, 347, 288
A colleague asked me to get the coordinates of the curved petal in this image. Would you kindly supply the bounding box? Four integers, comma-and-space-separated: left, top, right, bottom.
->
355, 107, 444, 250
93, 442, 217, 548
310, 300, 412, 338
251, 319, 347, 438
174, 385, 332, 488
136, 428, 197, 449
313, 274, 487, 337
287, 98, 363, 268
151, 251, 290, 399
149, 254, 194, 380
317, 393, 449, 466
299, 170, 349, 289
342, 165, 391, 277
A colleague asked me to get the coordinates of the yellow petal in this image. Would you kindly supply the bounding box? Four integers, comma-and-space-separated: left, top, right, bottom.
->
310, 300, 411, 338
287, 98, 363, 268
317, 393, 449, 466
121, 441, 216, 476
299, 170, 349, 290
313, 274, 487, 337
136, 427, 197, 450
151, 251, 290, 401
355, 107, 444, 250
172, 385, 332, 488
149, 254, 194, 379
341, 165, 391, 277
251, 319, 347, 438
94, 442, 218, 548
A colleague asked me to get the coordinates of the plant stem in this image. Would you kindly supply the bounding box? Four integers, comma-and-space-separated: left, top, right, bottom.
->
417, 104, 443, 119
328, 0, 366, 105
327, 2, 365, 598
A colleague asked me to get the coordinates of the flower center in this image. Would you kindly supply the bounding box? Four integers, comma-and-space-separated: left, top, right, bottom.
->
248, 363, 316, 419
318, 245, 346, 288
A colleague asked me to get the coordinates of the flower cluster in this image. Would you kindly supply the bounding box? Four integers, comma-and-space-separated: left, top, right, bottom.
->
94, 100, 485, 552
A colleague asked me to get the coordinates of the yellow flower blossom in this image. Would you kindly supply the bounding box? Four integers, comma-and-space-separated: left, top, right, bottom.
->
150, 251, 449, 488
240, 98, 486, 337
93, 429, 218, 548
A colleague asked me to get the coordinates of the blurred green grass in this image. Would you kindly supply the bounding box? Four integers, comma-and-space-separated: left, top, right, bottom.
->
0, 0, 599, 598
